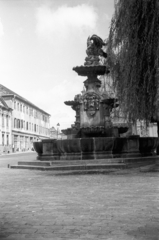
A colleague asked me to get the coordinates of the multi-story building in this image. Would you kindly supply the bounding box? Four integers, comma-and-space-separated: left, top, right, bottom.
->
0, 97, 12, 154
0, 84, 50, 152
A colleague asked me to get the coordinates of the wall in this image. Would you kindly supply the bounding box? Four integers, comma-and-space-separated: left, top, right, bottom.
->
0, 107, 12, 154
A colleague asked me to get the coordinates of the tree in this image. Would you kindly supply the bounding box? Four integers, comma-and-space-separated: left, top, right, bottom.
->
107, 0, 159, 126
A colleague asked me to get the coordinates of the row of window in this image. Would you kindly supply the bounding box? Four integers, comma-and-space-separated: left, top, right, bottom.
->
14, 118, 49, 135
14, 101, 49, 122
13, 135, 35, 151
2, 133, 9, 146
2, 114, 9, 128
14, 135, 34, 142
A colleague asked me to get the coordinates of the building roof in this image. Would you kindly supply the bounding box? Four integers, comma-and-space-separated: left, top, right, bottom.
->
50, 127, 56, 131
0, 97, 12, 111
0, 84, 50, 116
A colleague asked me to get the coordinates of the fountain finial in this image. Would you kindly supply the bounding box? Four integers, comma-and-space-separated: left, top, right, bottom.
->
84, 34, 107, 66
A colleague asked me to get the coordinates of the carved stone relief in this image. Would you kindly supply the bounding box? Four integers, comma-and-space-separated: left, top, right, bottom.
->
83, 93, 100, 117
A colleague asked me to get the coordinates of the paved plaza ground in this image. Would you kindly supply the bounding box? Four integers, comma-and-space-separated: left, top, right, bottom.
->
0, 152, 159, 240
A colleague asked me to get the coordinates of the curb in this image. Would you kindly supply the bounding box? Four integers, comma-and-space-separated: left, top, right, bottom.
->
0, 150, 35, 157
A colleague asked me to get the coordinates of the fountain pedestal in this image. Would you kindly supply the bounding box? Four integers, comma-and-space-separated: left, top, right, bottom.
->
64, 64, 118, 138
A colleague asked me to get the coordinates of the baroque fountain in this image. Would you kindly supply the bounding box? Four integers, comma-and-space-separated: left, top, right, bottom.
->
11, 35, 159, 172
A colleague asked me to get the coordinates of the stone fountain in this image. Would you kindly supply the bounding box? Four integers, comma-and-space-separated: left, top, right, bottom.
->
63, 36, 118, 139
10, 35, 159, 172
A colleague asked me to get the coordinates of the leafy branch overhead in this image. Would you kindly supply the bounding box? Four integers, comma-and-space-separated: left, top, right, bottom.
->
107, 0, 159, 122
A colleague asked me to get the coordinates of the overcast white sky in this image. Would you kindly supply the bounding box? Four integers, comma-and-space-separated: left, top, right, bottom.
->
0, 0, 114, 130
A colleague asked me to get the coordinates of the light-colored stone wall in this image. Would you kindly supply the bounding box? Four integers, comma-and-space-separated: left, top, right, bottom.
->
0, 106, 12, 153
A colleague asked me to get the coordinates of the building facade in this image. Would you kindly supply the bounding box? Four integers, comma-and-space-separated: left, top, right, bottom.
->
0, 84, 50, 152
0, 97, 12, 154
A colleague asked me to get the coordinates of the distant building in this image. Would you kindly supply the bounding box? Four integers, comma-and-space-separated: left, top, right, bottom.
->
0, 84, 50, 152
49, 126, 67, 139
49, 127, 57, 139
136, 121, 158, 137
0, 97, 12, 154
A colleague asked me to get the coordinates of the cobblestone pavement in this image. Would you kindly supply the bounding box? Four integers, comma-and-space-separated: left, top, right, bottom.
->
0, 154, 159, 240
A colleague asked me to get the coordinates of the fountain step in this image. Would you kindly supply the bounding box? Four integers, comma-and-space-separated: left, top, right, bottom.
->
18, 160, 120, 166
17, 156, 157, 167
10, 163, 127, 171
39, 156, 158, 165
10, 160, 157, 172
18, 161, 52, 166
48, 165, 158, 175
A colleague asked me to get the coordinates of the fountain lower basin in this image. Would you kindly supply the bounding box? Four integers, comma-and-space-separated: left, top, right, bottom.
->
34, 136, 158, 161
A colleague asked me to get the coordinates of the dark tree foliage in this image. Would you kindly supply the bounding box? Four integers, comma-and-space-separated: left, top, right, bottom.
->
107, 0, 159, 123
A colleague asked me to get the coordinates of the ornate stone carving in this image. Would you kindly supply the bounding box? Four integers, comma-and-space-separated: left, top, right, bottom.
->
83, 93, 100, 117
84, 34, 107, 66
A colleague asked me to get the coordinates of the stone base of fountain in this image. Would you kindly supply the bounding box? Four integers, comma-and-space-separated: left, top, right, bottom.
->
10, 136, 159, 173
34, 136, 158, 161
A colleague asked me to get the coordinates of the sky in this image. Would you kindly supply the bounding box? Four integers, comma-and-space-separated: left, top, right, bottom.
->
0, 0, 115, 130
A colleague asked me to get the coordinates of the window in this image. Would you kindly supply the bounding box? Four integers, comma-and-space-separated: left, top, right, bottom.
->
7, 135, 9, 146
2, 134, 4, 146
20, 136, 23, 149
14, 118, 16, 128
14, 101, 16, 109
20, 104, 22, 112
21, 120, 23, 129
29, 123, 31, 131
14, 135, 18, 150
6, 115, 9, 128
37, 125, 38, 133
26, 122, 28, 130
26, 106, 28, 114
2, 114, 4, 127
29, 108, 33, 116
17, 119, 20, 128
23, 121, 25, 130
23, 105, 25, 113
17, 103, 19, 111
34, 124, 36, 132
